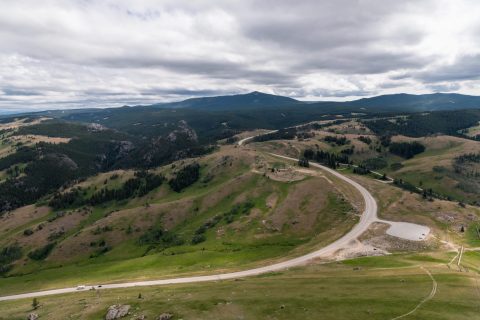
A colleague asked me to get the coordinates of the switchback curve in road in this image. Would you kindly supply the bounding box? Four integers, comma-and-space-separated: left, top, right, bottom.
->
0, 152, 377, 302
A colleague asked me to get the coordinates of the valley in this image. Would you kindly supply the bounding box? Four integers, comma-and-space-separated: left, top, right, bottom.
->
0, 95, 479, 319
4, 2, 480, 318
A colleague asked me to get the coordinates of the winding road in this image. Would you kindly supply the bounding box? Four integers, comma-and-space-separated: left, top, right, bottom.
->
0, 132, 426, 302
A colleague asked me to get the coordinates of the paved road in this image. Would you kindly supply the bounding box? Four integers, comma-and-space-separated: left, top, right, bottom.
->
237, 130, 278, 146
0, 151, 378, 302
0, 128, 434, 302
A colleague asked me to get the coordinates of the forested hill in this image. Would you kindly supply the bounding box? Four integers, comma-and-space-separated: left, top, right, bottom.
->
5, 91, 480, 122
153, 91, 302, 110
145, 91, 480, 112
152, 91, 480, 112
363, 109, 480, 138
349, 93, 480, 112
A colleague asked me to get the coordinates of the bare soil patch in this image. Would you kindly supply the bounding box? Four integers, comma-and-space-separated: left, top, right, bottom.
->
268, 178, 329, 235
0, 205, 50, 239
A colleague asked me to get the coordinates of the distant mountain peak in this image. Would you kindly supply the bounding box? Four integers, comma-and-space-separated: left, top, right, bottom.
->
247, 90, 270, 96
154, 90, 300, 110
350, 92, 480, 111
144, 90, 480, 112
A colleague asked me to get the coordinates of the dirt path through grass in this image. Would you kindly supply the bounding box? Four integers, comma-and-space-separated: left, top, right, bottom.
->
390, 267, 437, 320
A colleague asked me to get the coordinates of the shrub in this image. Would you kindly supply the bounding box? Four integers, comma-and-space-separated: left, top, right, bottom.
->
47, 230, 65, 241
357, 136, 372, 145
353, 165, 370, 175
323, 136, 349, 145
89, 246, 111, 258
92, 225, 113, 235
138, 226, 184, 248
191, 234, 206, 245
362, 157, 388, 170
169, 163, 200, 192
28, 243, 56, 260
0, 244, 22, 275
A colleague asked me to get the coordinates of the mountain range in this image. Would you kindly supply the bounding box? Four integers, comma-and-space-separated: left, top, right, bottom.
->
153, 91, 480, 112
3, 91, 480, 119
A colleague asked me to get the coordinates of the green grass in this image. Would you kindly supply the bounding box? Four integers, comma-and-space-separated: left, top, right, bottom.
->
342, 255, 412, 268
0, 168, 356, 296
461, 250, 480, 272
465, 223, 480, 247
0, 256, 477, 320
464, 121, 480, 137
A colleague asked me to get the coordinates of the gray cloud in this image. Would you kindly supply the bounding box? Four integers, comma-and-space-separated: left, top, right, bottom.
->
295, 49, 430, 75
1, 88, 42, 96
415, 54, 480, 82
0, 0, 479, 111
241, 0, 426, 50
426, 82, 462, 92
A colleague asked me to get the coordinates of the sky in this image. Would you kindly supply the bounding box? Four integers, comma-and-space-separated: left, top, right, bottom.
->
1, 0, 480, 112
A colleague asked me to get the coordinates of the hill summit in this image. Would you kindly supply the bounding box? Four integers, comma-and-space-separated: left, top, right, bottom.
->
156, 91, 301, 110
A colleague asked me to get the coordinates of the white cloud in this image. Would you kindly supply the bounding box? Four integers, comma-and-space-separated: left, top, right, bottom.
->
1, 0, 480, 111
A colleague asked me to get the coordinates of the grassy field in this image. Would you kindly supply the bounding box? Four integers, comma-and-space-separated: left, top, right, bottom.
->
0, 146, 359, 296
2, 122, 480, 319
464, 121, 480, 137
379, 135, 480, 203
345, 172, 480, 247
252, 124, 480, 204
1, 252, 478, 320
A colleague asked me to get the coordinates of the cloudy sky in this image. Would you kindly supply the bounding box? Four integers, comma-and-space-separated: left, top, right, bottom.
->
1, 0, 480, 112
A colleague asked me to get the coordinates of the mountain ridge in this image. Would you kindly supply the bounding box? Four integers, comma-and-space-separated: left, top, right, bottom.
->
152, 90, 301, 110
151, 91, 480, 112
3, 91, 480, 119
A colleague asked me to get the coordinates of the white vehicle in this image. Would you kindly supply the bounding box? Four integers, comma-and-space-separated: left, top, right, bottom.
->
76, 285, 86, 290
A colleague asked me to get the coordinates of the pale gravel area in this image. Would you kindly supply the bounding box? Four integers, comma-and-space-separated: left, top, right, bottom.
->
383, 221, 430, 241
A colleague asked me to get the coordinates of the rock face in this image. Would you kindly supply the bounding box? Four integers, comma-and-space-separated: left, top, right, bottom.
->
157, 313, 173, 320
105, 305, 130, 320
27, 313, 39, 320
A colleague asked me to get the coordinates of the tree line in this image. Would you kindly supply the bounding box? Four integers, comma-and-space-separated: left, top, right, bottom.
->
303, 148, 350, 169
252, 128, 297, 142
49, 171, 165, 209
363, 110, 480, 138
323, 135, 349, 146
169, 163, 201, 192
455, 152, 480, 164
389, 141, 425, 159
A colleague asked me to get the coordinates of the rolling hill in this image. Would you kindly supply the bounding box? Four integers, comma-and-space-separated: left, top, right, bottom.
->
349, 93, 480, 112
152, 91, 480, 112
5, 91, 480, 123
153, 91, 302, 110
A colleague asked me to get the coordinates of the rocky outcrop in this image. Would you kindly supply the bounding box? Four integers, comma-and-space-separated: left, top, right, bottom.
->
105, 305, 130, 320
27, 313, 39, 320
166, 120, 198, 143
87, 123, 108, 132
156, 313, 173, 320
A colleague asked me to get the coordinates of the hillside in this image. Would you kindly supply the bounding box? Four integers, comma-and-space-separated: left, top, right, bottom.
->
1, 111, 480, 319
350, 93, 480, 112
0, 144, 360, 295
5, 92, 480, 124
5, 1, 480, 318
155, 91, 302, 110
1, 118, 480, 319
